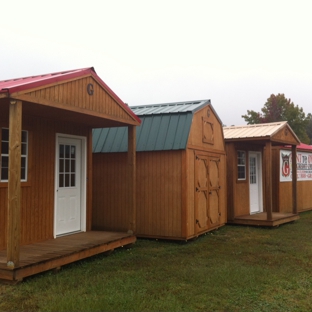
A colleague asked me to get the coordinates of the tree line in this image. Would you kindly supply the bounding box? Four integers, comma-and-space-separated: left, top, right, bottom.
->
242, 93, 312, 144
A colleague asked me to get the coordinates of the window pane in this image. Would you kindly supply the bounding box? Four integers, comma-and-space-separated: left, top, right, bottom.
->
71, 146, 76, 158
238, 167, 245, 179
21, 157, 26, 169
71, 160, 75, 173
21, 143, 27, 155
65, 159, 70, 173
71, 174, 75, 187
1, 128, 8, 141
237, 151, 246, 180
2, 156, 8, 168
21, 167, 26, 180
1, 168, 8, 180
59, 174, 64, 187
1, 141, 8, 154
65, 174, 70, 187
59, 144, 64, 158
59, 159, 64, 173
21, 131, 27, 143
65, 145, 70, 158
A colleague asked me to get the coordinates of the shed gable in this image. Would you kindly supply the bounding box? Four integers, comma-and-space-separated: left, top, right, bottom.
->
11, 76, 137, 124
271, 124, 300, 145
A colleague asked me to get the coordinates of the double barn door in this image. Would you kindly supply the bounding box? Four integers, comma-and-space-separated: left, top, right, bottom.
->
195, 153, 221, 234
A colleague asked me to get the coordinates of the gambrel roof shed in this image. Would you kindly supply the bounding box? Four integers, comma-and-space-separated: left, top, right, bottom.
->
93, 99, 221, 152
92, 99, 227, 240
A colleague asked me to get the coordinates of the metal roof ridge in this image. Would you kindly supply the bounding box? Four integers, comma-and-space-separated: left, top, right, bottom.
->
223, 121, 287, 129
130, 99, 210, 110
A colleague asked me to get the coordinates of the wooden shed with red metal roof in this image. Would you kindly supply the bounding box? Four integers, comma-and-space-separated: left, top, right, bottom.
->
272, 143, 312, 213
0, 67, 140, 283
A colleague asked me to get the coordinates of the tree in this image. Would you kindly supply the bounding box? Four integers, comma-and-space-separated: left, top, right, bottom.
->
306, 113, 312, 144
242, 93, 310, 144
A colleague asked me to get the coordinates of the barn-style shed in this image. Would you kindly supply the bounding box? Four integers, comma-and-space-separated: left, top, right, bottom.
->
224, 121, 300, 226
92, 100, 227, 240
0, 67, 140, 283
272, 143, 312, 213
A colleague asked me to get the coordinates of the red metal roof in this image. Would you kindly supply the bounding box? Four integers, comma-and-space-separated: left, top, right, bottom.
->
284, 143, 312, 151
0, 67, 141, 124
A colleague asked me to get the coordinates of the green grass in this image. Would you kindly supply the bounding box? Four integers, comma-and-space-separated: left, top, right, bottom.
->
1, 211, 312, 311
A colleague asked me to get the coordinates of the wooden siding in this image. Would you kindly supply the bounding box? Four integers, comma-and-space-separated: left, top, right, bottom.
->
273, 147, 312, 213
187, 105, 225, 152
0, 111, 91, 250
92, 153, 130, 232
92, 149, 226, 240
92, 150, 183, 239
15, 76, 136, 124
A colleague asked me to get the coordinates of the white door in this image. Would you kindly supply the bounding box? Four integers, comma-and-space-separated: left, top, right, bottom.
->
55, 137, 82, 236
249, 152, 262, 214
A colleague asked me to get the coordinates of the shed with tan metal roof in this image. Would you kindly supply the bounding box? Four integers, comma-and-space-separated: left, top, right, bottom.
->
223, 121, 300, 226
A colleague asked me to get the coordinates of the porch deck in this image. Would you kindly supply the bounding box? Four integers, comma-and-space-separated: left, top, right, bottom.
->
227, 212, 299, 227
0, 231, 136, 284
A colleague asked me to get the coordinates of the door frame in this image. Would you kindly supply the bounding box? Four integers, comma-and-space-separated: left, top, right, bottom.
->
54, 133, 87, 238
248, 151, 263, 214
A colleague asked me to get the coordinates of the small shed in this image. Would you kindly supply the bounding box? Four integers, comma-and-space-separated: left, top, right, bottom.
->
223, 121, 300, 226
272, 143, 312, 213
92, 100, 227, 240
0, 67, 140, 282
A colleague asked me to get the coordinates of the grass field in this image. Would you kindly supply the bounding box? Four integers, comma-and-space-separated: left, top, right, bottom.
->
1, 211, 312, 311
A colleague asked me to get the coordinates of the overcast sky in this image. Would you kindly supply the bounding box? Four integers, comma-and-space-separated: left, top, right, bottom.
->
1, 0, 311, 126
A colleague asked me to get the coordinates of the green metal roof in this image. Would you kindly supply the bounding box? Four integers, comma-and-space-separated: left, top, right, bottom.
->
93, 100, 212, 153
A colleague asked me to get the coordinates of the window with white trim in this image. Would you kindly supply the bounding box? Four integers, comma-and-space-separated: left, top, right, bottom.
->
237, 150, 246, 180
0, 128, 28, 182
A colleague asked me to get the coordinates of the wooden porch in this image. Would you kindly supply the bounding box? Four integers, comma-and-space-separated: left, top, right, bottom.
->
0, 231, 136, 284
227, 212, 299, 227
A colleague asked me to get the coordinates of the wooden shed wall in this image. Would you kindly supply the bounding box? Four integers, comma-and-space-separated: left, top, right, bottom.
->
225, 142, 266, 218
92, 150, 183, 238
0, 104, 91, 250
272, 147, 312, 213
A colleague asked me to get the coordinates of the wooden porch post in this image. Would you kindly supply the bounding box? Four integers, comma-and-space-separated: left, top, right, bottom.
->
292, 145, 298, 214
265, 141, 273, 221
128, 126, 136, 234
7, 100, 22, 268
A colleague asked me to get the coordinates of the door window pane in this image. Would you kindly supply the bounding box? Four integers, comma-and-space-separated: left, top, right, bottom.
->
250, 157, 257, 184
59, 143, 76, 188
